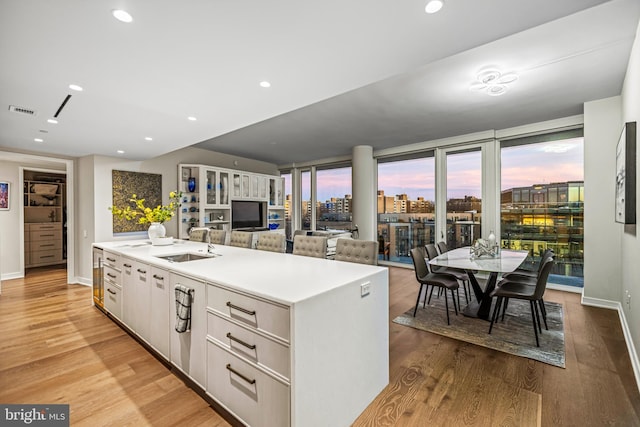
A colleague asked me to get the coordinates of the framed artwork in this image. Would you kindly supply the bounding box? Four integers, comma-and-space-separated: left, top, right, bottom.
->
112, 170, 162, 233
615, 121, 636, 224
0, 182, 9, 210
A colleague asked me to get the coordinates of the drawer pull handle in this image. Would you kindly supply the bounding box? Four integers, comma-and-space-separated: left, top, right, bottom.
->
123, 263, 132, 268
40, 244, 55, 247
107, 273, 116, 278
40, 255, 54, 259
40, 234, 54, 237
226, 364, 256, 385
107, 257, 116, 262
226, 302, 255, 316
137, 269, 146, 274
153, 274, 164, 280
226, 332, 256, 350
107, 288, 117, 295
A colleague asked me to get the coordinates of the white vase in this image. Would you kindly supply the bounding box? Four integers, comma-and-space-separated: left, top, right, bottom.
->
148, 222, 166, 240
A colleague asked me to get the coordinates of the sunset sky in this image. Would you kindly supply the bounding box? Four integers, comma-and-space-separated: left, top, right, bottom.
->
286, 138, 584, 202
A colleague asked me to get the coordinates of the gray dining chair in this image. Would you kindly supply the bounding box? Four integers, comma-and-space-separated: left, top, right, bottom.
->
410, 247, 459, 324
432, 242, 471, 303
489, 257, 554, 347
188, 227, 209, 242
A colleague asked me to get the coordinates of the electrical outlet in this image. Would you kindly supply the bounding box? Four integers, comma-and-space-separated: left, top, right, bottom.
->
360, 282, 371, 297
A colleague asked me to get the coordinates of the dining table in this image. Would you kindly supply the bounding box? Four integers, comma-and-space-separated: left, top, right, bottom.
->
428, 247, 529, 320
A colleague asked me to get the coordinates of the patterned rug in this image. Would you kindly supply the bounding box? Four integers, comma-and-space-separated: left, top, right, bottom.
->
393, 289, 565, 368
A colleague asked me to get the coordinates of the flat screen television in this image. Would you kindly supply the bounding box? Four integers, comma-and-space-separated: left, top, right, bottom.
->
231, 200, 266, 230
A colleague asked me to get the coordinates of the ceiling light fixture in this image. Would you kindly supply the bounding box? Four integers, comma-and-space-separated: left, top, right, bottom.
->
112, 9, 133, 23
68, 84, 83, 92
425, 0, 444, 14
187, 116, 197, 121
34, 138, 44, 142
145, 137, 153, 141
470, 68, 518, 96
47, 119, 58, 124
259, 81, 271, 88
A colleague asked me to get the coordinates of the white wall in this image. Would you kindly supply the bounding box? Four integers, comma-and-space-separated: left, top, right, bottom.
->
0, 161, 22, 279
75, 146, 279, 282
621, 18, 640, 362
583, 96, 623, 302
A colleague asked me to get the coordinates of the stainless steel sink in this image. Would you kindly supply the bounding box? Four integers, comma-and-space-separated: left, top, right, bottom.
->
155, 252, 218, 263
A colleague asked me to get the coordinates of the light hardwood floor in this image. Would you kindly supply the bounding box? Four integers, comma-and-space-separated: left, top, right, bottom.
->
1, 266, 639, 426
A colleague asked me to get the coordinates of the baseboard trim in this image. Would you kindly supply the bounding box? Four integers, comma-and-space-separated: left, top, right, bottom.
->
1, 272, 24, 281
74, 276, 92, 286
581, 295, 640, 393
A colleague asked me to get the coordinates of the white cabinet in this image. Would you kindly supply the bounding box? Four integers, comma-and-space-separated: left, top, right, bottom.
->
170, 273, 207, 389
206, 283, 291, 426
205, 168, 230, 207
149, 267, 170, 359
121, 258, 134, 329
132, 260, 151, 343
103, 251, 122, 320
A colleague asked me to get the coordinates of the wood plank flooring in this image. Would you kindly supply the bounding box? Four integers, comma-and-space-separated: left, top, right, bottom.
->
1, 266, 639, 426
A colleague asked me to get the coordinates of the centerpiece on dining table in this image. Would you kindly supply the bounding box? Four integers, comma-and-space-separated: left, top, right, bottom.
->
110, 190, 182, 245
470, 231, 500, 258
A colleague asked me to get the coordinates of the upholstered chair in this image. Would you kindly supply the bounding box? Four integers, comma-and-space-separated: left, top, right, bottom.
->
334, 239, 378, 265
256, 233, 286, 253
292, 235, 327, 259
188, 227, 209, 242
208, 229, 227, 245
228, 230, 253, 248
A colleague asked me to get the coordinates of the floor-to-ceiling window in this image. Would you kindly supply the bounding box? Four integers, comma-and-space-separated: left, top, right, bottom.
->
446, 149, 482, 249
500, 131, 584, 287
282, 172, 292, 239
377, 154, 435, 264
301, 170, 311, 230
316, 166, 352, 231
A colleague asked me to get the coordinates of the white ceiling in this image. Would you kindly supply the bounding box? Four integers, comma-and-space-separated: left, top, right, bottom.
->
1, 0, 638, 165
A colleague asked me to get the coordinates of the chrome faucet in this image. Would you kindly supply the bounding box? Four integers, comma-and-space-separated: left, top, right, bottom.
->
207, 230, 215, 254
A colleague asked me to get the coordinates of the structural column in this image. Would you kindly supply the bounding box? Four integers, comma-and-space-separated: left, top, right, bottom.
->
352, 145, 376, 241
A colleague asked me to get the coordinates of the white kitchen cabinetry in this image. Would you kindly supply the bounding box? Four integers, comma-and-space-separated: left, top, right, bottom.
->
103, 251, 122, 320
121, 258, 134, 329
132, 260, 151, 343
149, 267, 170, 359
170, 273, 207, 389
206, 283, 291, 426
93, 240, 389, 427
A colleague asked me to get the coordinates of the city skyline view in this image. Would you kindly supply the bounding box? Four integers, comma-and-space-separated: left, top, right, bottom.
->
285, 137, 584, 202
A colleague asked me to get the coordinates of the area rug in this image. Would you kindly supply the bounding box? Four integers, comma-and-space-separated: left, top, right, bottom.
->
393, 291, 565, 368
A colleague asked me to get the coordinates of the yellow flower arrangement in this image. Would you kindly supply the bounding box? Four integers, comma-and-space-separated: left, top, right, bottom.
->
110, 191, 182, 224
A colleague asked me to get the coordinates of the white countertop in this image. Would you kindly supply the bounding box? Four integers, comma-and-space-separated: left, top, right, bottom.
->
94, 239, 387, 306
429, 247, 528, 273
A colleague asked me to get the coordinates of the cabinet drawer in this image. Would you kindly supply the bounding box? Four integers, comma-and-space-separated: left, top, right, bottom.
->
207, 313, 290, 380
31, 240, 62, 251
29, 223, 61, 232
207, 285, 290, 342
206, 341, 289, 427
103, 252, 122, 271
31, 249, 62, 265
104, 265, 121, 285
105, 283, 122, 320
30, 230, 62, 241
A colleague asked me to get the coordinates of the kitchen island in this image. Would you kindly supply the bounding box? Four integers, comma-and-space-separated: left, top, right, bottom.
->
93, 239, 389, 427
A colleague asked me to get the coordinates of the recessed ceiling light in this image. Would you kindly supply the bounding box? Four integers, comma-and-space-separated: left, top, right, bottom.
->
259, 81, 271, 88
34, 138, 44, 142
425, 0, 444, 14
69, 84, 83, 92
117, 150, 125, 154
47, 119, 58, 124
145, 137, 153, 141
112, 9, 133, 23
188, 116, 197, 121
